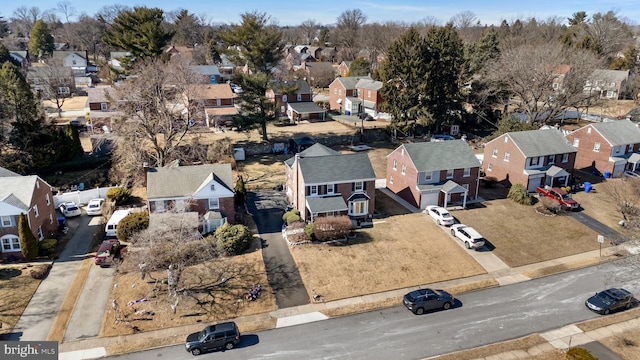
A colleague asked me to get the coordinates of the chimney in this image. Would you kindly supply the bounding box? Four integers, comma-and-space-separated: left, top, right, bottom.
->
142, 162, 149, 187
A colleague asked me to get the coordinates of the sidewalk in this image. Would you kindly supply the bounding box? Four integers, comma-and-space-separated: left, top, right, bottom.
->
57, 243, 638, 360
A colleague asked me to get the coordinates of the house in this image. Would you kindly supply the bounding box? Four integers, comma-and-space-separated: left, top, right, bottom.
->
51, 50, 89, 76
356, 78, 384, 116
186, 84, 237, 128
320, 47, 337, 63
552, 64, 571, 91
565, 119, 640, 177
307, 46, 323, 61
483, 129, 577, 192
284, 143, 376, 224
0, 172, 58, 260
337, 61, 352, 77
109, 52, 131, 72
26, 65, 76, 97
217, 55, 236, 82
267, 80, 324, 121
190, 65, 221, 84
146, 161, 235, 233
386, 141, 481, 209
299, 61, 335, 87
584, 69, 630, 100
328, 76, 371, 113
87, 86, 121, 131
9, 51, 29, 68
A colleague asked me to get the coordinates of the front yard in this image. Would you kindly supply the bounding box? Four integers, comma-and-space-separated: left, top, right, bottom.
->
0, 265, 42, 335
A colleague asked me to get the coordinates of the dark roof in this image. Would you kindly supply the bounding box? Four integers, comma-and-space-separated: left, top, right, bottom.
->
271, 80, 312, 95
307, 196, 348, 213
403, 140, 480, 172
288, 102, 325, 114
505, 129, 577, 157
299, 152, 375, 184
285, 143, 340, 167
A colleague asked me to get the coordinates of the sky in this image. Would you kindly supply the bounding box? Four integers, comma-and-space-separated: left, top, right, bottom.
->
1, 0, 639, 27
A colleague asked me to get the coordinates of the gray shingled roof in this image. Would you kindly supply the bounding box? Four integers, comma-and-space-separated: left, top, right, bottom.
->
589, 69, 629, 84
403, 140, 480, 172
285, 143, 340, 167
0, 166, 20, 177
271, 80, 312, 95
288, 102, 325, 114
0, 176, 41, 210
190, 65, 220, 76
590, 119, 640, 146
146, 163, 233, 199
507, 129, 577, 158
307, 196, 348, 213
336, 76, 372, 90
356, 78, 382, 91
299, 152, 375, 184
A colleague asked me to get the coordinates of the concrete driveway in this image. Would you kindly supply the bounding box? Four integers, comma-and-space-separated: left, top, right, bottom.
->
6, 214, 101, 341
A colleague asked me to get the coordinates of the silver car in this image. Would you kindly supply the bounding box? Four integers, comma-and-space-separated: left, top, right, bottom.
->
450, 224, 486, 250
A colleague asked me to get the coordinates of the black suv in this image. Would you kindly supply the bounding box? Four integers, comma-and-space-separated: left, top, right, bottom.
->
585, 288, 635, 315
185, 322, 240, 356
403, 288, 455, 315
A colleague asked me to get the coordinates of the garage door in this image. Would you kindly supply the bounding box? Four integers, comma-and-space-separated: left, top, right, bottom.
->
420, 191, 440, 210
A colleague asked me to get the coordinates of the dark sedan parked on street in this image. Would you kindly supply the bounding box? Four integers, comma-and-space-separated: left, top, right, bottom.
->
585, 288, 635, 315
403, 288, 455, 315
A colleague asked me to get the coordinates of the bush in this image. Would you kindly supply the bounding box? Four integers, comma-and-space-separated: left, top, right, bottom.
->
18, 213, 39, 261
116, 211, 149, 242
234, 176, 246, 205
282, 209, 301, 225
566, 347, 596, 360
507, 184, 532, 205
215, 223, 253, 255
38, 239, 58, 257
106, 187, 132, 205
540, 197, 562, 213
30, 264, 52, 279
313, 216, 353, 242
304, 223, 314, 241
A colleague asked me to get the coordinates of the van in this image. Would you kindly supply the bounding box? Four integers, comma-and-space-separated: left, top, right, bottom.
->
185, 322, 240, 355
105, 209, 131, 238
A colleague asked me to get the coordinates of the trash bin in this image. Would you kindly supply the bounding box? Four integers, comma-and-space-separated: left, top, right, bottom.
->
603, 171, 611, 179
57, 217, 66, 227
584, 182, 592, 193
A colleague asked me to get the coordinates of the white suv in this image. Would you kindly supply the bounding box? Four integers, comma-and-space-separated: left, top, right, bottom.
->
425, 206, 454, 226
450, 224, 486, 250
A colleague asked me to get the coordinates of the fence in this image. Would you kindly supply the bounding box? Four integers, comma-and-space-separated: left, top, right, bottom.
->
53, 186, 117, 208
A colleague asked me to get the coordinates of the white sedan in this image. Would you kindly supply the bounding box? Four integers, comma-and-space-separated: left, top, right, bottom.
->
59, 202, 81, 217
86, 198, 105, 216
450, 224, 486, 250
425, 205, 454, 226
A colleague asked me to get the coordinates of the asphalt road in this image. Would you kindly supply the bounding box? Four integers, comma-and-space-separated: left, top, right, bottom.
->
246, 191, 309, 308
107, 259, 640, 360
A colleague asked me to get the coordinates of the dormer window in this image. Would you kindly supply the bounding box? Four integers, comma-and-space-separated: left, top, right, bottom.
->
282, 95, 288, 102
210, 184, 215, 191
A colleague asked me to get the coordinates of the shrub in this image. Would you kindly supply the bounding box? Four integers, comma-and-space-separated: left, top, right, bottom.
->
215, 223, 253, 255
30, 264, 52, 279
18, 213, 39, 261
282, 209, 301, 225
304, 223, 314, 241
313, 216, 353, 242
38, 239, 58, 257
540, 197, 562, 213
507, 184, 532, 205
566, 347, 596, 360
106, 187, 132, 205
116, 211, 149, 242
234, 176, 246, 205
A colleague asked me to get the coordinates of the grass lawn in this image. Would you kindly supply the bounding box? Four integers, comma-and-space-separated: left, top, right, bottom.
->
0, 265, 42, 335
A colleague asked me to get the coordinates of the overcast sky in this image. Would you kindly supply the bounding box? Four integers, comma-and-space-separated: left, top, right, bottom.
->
1, 0, 638, 27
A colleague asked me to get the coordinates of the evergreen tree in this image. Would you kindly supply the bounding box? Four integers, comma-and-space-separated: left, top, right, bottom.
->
172, 9, 203, 47
463, 28, 500, 80
103, 7, 174, 68
346, 57, 371, 77
19, 213, 39, 261
0, 62, 42, 145
28, 20, 55, 60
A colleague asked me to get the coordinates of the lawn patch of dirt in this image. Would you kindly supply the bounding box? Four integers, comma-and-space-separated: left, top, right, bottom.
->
432, 334, 564, 360
599, 327, 640, 360
0, 265, 43, 334
100, 249, 276, 337
237, 154, 289, 191
452, 198, 606, 268
374, 189, 411, 218
290, 213, 486, 302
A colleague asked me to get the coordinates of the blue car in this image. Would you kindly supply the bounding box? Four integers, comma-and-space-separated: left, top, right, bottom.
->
430, 134, 456, 142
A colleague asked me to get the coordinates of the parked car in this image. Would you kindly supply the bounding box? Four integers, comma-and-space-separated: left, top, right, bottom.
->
94, 239, 121, 267
623, 171, 640, 179
185, 322, 241, 356
86, 198, 105, 216
430, 134, 455, 142
425, 205, 454, 226
450, 224, 486, 250
403, 288, 455, 315
59, 202, 81, 217
585, 288, 635, 315
535, 186, 580, 211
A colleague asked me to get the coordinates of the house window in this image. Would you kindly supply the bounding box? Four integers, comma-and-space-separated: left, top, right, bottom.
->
282, 95, 288, 102
49, 214, 53, 224
216, 99, 221, 106
72, 59, 77, 65
1, 216, 12, 227
333, 88, 337, 94
280, 105, 285, 113
504, 152, 510, 162
210, 184, 215, 191
155, 200, 165, 212
492, 148, 498, 158
175, 199, 186, 211
2, 236, 21, 251
297, 94, 302, 101
349, 200, 367, 215
463, 168, 470, 177
58, 87, 70, 95
354, 181, 364, 192
310, 185, 318, 195
389, 176, 394, 184
352, 90, 357, 96
573, 138, 579, 147
593, 142, 600, 152
425, 171, 432, 181
367, 90, 371, 98
587, 128, 591, 134
401, 164, 406, 175
34, 205, 39, 218
562, 153, 569, 163
548, 155, 555, 164
446, 169, 454, 179
208, 198, 220, 209
101, 103, 108, 111
607, 91, 615, 98
614, 146, 621, 154
393, 159, 397, 170
327, 184, 334, 194
46, 193, 50, 206
553, 83, 559, 90
531, 157, 539, 166
610, 82, 616, 87
504, 137, 508, 143
487, 163, 493, 171
37, 226, 43, 240
338, 89, 342, 95
36, 181, 40, 189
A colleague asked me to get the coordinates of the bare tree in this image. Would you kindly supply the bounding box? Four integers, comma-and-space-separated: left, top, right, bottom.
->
360, 22, 404, 69
56, 1, 76, 23
12, 6, 42, 36
450, 11, 478, 43
35, 66, 74, 117
601, 177, 640, 228
95, 4, 131, 24
299, 19, 319, 45
331, 9, 367, 62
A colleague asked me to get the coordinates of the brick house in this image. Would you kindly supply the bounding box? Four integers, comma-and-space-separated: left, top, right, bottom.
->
0, 171, 58, 260
267, 80, 313, 116
584, 69, 630, 100
483, 129, 577, 192
146, 161, 235, 234
356, 78, 384, 116
564, 119, 640, 177
328, 76, 371, 113
386, 141, 481, 209
87, 86, 121, 132
185, 84, 237, 128
284, 143, 376, 224
337, 61, 352, 77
